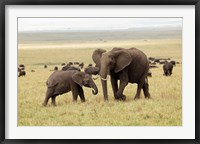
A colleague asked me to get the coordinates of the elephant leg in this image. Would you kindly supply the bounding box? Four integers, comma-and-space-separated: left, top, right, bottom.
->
134, 80, 145, 100
71, 86, 79, 102
78, 87, 85, 102
116, 72, 128, 101
43, 88, 54, 106
142, 79, 151, 99
169, 69, 172, 75
51, 96, 57, 106
110, 75, 118, 100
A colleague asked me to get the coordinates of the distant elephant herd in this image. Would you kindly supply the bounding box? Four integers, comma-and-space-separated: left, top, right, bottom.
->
18, 47, 180, 106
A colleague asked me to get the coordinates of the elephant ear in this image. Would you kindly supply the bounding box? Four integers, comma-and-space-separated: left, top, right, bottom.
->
114, 51, 132, 73
92, 49, 106, 67
72, 72, 84, 87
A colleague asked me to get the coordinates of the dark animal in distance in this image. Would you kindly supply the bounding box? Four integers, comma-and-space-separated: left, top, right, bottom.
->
79, 62, 84, 69
163, 61, 173, 76
19, 64, 25, 71
84, 66, 100, 75
43, 70, 98, 106
170, 60, 176, 66
61, 63, 65, 66
67, 62, 73, 66
31, 70, 35, 72
54, 66, 58, 71
148, 57, 155, 61
87, 64, 93, 67
20, 67, 25, 70
74, 62, 79, 65
19, 64, 25, 68
154, 59, 160, 63
44, 65, 47, 68
18, 70, 26, 77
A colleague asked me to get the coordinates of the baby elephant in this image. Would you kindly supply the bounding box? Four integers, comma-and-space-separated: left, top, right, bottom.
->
163, 61, 173, 76
43, 70, 98, 106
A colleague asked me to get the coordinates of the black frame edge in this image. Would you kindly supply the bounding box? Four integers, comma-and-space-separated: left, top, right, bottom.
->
0, 0, 5, 144
0, 0, 199, 5
195, 1, 200, 144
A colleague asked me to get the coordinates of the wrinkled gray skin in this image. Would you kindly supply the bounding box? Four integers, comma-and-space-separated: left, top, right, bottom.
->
92, 47, 150, 101
163, 61, 173, 76
43, 70, 98, 106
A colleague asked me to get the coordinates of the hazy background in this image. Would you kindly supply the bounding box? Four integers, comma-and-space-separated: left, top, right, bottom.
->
18, 18, 182, 49
18, 18, 182, 32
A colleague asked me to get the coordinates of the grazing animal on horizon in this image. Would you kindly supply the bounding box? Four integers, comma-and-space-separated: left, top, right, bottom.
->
74, 62, 79, 65
84, 66, 100, 75
163, 61, 173, 76
18, 70, 26, 77
170, 60, 176, 66
87, 63, 93, 67
54, 66, 58, 71
19, 64, 25, 68
79, 62, 84, 69
67, 62, 73, 66
61, 63, 65, 66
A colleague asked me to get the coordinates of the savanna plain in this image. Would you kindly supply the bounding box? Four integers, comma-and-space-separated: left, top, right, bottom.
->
18, 28, 182, 126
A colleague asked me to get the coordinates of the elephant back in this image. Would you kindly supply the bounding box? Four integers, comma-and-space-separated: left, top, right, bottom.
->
46, 71, 72, 88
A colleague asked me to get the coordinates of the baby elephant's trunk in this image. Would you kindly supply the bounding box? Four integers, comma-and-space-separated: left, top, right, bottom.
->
90, 81, 98, 95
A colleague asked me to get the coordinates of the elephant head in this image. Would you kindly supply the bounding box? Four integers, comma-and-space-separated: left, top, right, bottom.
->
92, 48, 106, 68
98, 49, 132, 100
100, 50, 131, 77
72, 72, 98, 95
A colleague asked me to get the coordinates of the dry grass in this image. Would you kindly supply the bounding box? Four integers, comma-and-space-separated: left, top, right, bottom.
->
18, 38, 182, 126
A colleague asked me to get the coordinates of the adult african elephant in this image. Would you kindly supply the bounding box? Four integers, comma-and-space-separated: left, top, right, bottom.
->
43, 70, 98, 106
92, 47, 151, 101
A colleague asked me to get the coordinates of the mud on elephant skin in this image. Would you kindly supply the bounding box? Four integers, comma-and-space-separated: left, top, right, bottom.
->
92, 47, 151, 101
43, 70, 98, 106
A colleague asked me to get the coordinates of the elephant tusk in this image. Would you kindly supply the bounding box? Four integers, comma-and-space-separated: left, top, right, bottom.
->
100, 75, 107, 81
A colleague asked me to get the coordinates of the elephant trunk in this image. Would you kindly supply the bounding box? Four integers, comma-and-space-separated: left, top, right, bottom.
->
90, 81, 98, 95
99, 68, 108, 101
